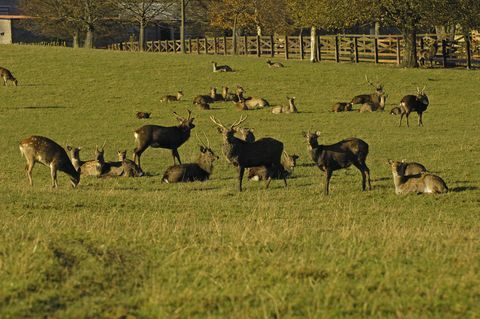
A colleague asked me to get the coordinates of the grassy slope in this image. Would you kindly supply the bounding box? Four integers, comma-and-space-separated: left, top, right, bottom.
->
0, 45, 479, 318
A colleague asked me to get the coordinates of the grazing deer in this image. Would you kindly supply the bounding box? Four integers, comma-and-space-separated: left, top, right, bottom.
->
389, 106, 402, 115
332, 102, 353, 112
212, 61, 233, 72
248, 152, 299, 181
160, 91, 184, 103
235, 127, 256, 142
193, 88, 215, 105
272, 97, 298, 114
399, 86, 429, 127
133, 110, 195, 169
67, 145, 106, 177
266, 60, 284, 68
0, 66, 18, 86
117, 150, 144, 177
351, 75, 384, 105
19, 136, 80, 188
210, 115, 286, 191
418, 40, 439, 68
304, 131, 371, 195
388, 160, 447, 194
136, 112, 151, 119
162, 135, 219, 183
359, 94, 387, 112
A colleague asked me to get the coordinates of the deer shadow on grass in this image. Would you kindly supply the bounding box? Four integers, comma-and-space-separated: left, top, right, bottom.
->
450, 186, 479, 193
18, 83, 54, 87
9, 105, 67, 110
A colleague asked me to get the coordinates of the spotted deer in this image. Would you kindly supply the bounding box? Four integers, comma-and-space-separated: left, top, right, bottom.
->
0, 66, 18, 86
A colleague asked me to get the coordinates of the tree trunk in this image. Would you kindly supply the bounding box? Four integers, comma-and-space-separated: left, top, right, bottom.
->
374, 21, 380, 36
180, 0, 186, 53
310, 26, 317, 63
232, 14, 238, 55
84, 26, 94, 49
139, 19, 145, 52
73, 31, 79, 49
402, 28, 418, 68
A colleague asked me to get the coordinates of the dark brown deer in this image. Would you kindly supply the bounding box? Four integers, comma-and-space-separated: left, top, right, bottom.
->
266, 60, 284, 68
193, 88, 215, 106
351, 75, 384, 105
0, 66, 18, 86
160, 91, 184, 103
133, 110, 195, 170
162, 135, 218, 183
248, 152, 299, 181
235, 127, 256, 142
212, 61, 233, 72
418, 40, 439, 68
332, 102, 353, 112
19, 136, 80, 188
399, 86, 429, 127
136, 111, 151, 119
210, 115, 286, 191
304, 131, 371, 195
389, 106, 402, 115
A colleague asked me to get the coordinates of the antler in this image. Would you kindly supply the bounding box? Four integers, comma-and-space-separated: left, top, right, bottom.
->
203, 132, 210, 148
186, 109, 192, 120
210, 116, 227, 130
173, 111, 184, 121
230, 115, 248, 129
365, 75, 376, 89
421, 85, 426, 94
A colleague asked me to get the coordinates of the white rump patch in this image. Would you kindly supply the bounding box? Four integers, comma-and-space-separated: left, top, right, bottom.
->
250, 176, 259, 181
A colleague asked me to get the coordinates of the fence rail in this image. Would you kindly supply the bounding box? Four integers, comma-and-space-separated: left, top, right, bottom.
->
107, 33, 480, 67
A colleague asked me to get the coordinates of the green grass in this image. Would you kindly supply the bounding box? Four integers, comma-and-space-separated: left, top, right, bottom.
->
1, 45, 480, 318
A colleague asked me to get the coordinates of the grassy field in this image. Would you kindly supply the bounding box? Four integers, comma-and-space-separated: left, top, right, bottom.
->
0, 45, 479, 318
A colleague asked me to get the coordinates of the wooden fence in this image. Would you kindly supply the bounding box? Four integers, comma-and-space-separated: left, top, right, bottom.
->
107, 33, 480, 67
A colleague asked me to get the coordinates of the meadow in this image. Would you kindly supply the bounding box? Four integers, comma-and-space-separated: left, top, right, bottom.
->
0, 45, 479, 318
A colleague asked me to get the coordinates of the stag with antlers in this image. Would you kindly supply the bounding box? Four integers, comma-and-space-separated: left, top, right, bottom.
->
399, 86, 429, 127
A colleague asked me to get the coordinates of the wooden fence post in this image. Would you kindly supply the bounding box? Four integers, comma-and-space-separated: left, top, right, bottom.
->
299, 34, 304, 60
354, 37, 359, 63
396, 37, 401, 65
317, 35, 321, 61
442, 39, 448, 68
284, 35, 289, 60
334, 36, 340, 63
466, 33, 472, 69
270, 35, 275, 57
214, 37, 218, 54
373, 37, 379, 64
196, 38, 200, 54
256, 35, 261, 57
188, 38, 192, 54
244, 35, 248, 55
223, 36, 227, 55
204, 37, 208, 54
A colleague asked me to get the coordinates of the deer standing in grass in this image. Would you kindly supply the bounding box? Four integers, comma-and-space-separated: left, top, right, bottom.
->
351, 75, 384, 105
133, 110, 195, 170
162, 134, 219, 183
304, 131, 371, 195
418, 40, 439, 68
388, 160, 447, 194
272, 97, 298, 114
210, 115, 286, 191
399, 86, 429, 127
20, 136, 80, 188
235, 127, 255, 142
0, 66, 18, 86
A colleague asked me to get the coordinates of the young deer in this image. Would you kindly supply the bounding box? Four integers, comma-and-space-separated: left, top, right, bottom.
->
117, 150, 144, 177
359, 94, 387, 112
67, 145, 106, 177
0, 66, 18, 86
266, 60, 284, 68
222, 86, 240, 102
210, 115, 286, 191
388, 160, 447, 194
162, 135, 219, 183
351, 75, 384, 105
133, 110, 195, 169
304, 131, 371, 195
20, 136, 80, 188
399, 86, 429, 127
388, 160, 427, 176
418, 40, 439, 68
389, 106, 402, 115
160, 91, 184, 103
332, 102, 353, 112
212, 61, 233, 72
272, 97, 298, 114
248, 152, 299, 181
235, 97, 270, 110
136, 111, 151, 119
193, 88, 215, 105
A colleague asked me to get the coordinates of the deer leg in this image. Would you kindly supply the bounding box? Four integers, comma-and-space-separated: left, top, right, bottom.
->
25, 161, 35, 186
418, 112, 423, 126
238, 166, 245, 192
50, 164, 58, 188
406, 113, 410, 127
133, 147, 145, 169
399, 113, 404, 127
172, 149, 181, 165
354, 162, 371, 191
324, 169, 332, 195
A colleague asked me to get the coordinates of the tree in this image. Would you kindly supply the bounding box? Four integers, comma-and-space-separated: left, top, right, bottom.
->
111, 0, 174, 51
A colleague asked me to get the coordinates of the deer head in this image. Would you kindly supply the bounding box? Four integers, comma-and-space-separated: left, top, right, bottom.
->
173, 110, 195, 131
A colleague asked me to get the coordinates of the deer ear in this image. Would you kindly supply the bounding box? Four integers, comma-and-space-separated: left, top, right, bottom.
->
387, 159, 393, 165
302, 131, 307, 137
315, 131, 321, 137
217, 127, 223, 133
66, 145, 72, 151
200, 146, 206, 152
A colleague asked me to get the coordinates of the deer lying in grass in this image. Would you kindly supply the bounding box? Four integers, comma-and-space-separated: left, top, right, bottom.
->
359, 94, 387, 112
399, 86, 429, 127
193, 88, 215, 108
67, 145, 106, 177
211, 115, 286, 191
272, 97, 298, 114
266, 60, 284, 68
212, 61, 233, 72
136, 112, 151, 119
418, 40, 438, 68
117, 150, 144, 177
304, 131, 371, 195
235, 97, 270, 110
390, 106, 402, 115
133, 110, 195, 169
390, 160, 427, 176
160, 91, 184, 103
162, 135, 218, 183
0, 66, 18, 86
388, 160, 447, 194
20, 136, 80, 188
351, 75, 384, 105
222, 86, 241, 102
248, 152, 299, 181
332, 102, 353, 112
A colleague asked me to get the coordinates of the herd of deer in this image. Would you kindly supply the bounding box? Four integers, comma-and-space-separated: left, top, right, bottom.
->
4, 58, 447, 195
